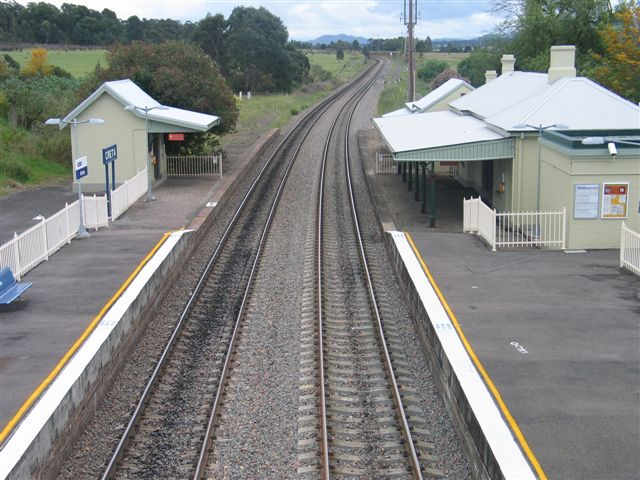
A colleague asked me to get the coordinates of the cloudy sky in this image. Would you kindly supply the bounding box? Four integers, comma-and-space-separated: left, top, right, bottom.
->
16, 0, 501, 40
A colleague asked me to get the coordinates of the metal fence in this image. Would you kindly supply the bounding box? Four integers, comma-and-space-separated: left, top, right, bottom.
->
0, 190, 112, 280
463, 197, 566, 251
375, 153, 397, 174
111, 169, 147, 220
167, 154, 222, 177
620, 222, 640, 276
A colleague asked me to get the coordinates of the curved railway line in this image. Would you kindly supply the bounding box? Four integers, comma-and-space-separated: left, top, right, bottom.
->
100, 60, 383, 479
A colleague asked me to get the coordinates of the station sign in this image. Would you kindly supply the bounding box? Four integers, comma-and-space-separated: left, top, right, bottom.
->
102, 144, 117, 165
75, 155, 88, 180
168, 133, 185, 141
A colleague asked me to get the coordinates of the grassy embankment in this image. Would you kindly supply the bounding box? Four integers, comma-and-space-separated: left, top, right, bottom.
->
220, 51, 369, 152
377, 51, 469, 116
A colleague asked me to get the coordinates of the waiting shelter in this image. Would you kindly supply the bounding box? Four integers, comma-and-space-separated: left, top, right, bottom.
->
59, 79, 221, 192
374, 46, 640, 249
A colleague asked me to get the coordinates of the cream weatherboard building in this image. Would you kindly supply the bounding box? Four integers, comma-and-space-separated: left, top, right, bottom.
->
59, 79, 220, 192
374, 46, 639, 249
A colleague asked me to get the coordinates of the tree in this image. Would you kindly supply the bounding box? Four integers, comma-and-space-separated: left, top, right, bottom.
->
91, 42, 238, 133
192, 13, 226, 70
22, 48, 52, 77
417, 59, 448, 82
590, 1, 640, 103
224, 6, 300, 92
457, 50, 502, 86
493, 0, 613, 71
336, 46, 344, 60
430, 68, 470, 89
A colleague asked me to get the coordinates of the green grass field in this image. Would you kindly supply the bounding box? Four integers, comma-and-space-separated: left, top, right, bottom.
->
0, 49, 107, 77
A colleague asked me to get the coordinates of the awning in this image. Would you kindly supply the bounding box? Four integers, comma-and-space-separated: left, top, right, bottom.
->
373, 110, 515, 162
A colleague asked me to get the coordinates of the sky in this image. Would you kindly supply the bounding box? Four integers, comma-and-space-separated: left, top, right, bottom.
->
15, 0, 501, 40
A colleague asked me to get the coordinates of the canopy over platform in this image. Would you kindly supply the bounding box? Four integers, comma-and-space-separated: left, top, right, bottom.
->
62, 79, 221, 133
373, 110, 514, 162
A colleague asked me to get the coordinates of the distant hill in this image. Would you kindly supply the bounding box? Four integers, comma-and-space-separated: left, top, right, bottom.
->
311, 34, 369, 46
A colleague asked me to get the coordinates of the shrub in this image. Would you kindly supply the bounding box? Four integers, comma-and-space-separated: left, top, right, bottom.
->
417, 59, 448, 82
430, 68, 470, 90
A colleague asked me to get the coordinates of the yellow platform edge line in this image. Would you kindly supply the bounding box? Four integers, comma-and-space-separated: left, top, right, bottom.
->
404, 232, 547, 480
0, 231, 173, 445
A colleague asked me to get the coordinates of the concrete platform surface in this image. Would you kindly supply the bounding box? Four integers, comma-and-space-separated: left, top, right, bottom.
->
360, 128, 640, 480
0, 173, 242, 430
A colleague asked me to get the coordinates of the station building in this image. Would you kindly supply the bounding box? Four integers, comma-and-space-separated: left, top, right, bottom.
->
374, 46, 640, 249
59, 79, 220, 192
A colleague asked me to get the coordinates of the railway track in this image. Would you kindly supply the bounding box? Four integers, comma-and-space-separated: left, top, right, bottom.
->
295, 61, 444, 478
100, 61, 380, 479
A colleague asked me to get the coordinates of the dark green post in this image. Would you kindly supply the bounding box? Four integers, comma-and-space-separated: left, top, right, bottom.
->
429, 164, 436, 227
408, 162, 412, 191
421, 163, 427, 213
402, 161, 406, 182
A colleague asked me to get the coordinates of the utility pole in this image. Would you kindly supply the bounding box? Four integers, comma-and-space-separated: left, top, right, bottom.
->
404, 0, 417, 102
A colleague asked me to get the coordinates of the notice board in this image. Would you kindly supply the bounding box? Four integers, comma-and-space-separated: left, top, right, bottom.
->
601, 182, 629, 219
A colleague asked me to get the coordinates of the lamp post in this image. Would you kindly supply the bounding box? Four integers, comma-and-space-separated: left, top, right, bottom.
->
513, 123, 569, 212
45, 117, 104, 238
124, 104, 169, 201
581, 136, 640, 148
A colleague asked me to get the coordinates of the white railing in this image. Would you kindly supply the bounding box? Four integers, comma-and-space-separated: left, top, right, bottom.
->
463, 197, 566, 251
376, 153, 397, 174
83, 194, 109, 229
167, 154, 222, 177
111, 169, 147, 220
1, 201, 78, 279
620, 222, 640, 276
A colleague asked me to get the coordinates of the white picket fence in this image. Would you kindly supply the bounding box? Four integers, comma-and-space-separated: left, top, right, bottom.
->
111, 169, 147, 220
0, 170, 146, 280
0, 195, 107, 280
167, 154, 222, 177
620, 222, 640, 276
463, 197, 566, 251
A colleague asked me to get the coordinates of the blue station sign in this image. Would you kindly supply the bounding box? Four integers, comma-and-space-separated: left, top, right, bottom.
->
102, 144, 117, 165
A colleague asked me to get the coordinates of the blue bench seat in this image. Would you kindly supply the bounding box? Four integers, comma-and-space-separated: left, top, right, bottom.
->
0, 267, 33, 305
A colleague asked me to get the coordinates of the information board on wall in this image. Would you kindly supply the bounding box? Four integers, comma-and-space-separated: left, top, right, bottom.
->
574, 184, 599, 219
601, 182, 629, 219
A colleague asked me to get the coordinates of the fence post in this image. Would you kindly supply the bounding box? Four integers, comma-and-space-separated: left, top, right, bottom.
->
219, 153, 223, 178
41, 217, 49, 261
12, 232, 22, 280
64, 202, 72, 243
561, 206, 566, 250
620, 221, 625, 268
491, 208, 497, 251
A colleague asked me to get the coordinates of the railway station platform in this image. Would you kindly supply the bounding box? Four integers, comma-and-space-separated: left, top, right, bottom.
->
359, 128, 640, 480
0, 130, 277, 445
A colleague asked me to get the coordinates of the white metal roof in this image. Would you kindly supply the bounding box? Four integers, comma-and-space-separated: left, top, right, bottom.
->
382, 78, 474, 118
373, 110, 506, 154
490, 77, 640, 132
62, 79, 220, 132
449, 72, 548, 119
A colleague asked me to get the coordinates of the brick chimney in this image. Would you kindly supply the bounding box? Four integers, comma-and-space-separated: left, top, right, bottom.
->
485, 70, 497, 84
548, 45, 576, 83
501, 54, 515, 74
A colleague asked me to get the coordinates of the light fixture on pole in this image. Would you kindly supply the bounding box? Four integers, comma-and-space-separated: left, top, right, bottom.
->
45, 117, 104, 238
124, 104, 169, 201
513, 123, 569, 213
582, 136, 640, 147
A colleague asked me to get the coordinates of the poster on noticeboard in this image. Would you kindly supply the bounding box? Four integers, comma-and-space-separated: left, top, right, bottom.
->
601, 182, 628, 219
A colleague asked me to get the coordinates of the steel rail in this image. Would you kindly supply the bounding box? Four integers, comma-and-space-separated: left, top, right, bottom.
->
101, 60, 380, 480
342, 69, 423, 479
316, 60, 393, 479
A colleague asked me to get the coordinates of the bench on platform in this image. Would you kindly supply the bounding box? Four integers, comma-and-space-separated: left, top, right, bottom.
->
0, 267, 33, 304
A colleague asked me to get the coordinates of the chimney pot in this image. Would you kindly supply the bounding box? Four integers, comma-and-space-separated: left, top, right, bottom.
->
501, 54, 515, 74
485, 70, 497, 84
548, 45, 576, 83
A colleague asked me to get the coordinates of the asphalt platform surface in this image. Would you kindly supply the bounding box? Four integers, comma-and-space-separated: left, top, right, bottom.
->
0, 168, 245, 430
360, 128, 640, 480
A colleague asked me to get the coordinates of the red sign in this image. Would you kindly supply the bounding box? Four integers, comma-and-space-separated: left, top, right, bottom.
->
168, 133, 185, 141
